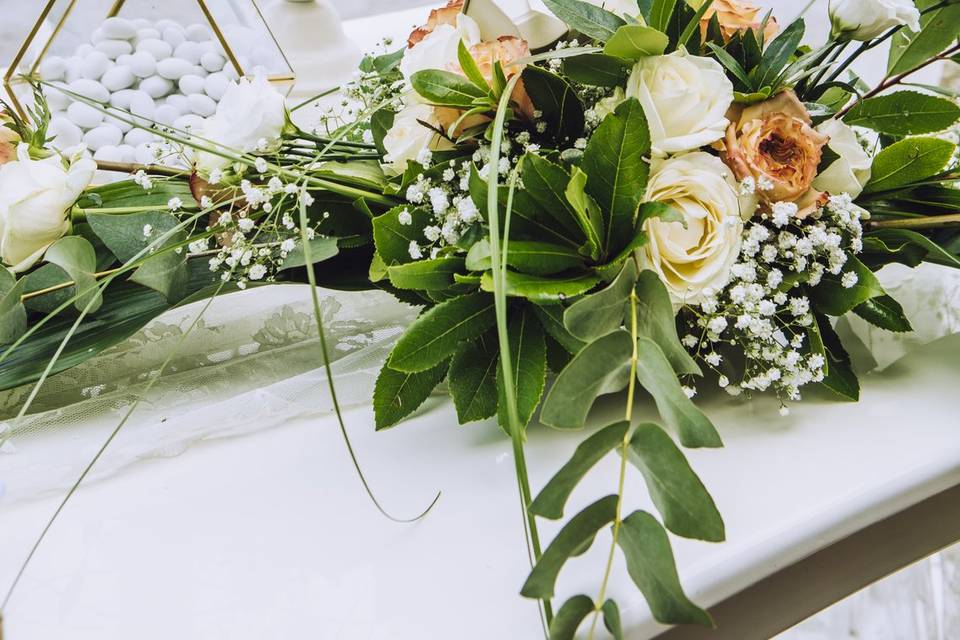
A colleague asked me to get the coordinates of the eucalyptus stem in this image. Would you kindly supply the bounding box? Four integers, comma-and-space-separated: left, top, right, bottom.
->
867, 213, 960, 230
587, 286, 640, 640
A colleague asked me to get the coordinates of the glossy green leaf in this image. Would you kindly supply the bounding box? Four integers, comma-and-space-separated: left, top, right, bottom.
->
469, 240, 587, 276
448, 332, 499, 423
457, 40, 490, 91
582, 98, 650, 254
604, 25, 669, 60
628, 422, 724, 541
389, 292, 496, 372
530, 420, 629, 519
562, 54, 630, 87
809, 256, 884, 316
564, 259, 636, 341
387, 256, 465, 290
617, 510, 713, 626
565, 166, 604, 260
541, 0, 627, 42
843, 91, 960, 136
520, 495, 619, 598
496, 306, 547, 431
853, 294, 913, 333
480, 270, 601, 303
635, 337, 721, 448
602, 599, 624, 640
372, 206, 431, 265
863, 137, 956, 194
410, 69, 487, 107
532, 304, 586, 354
521, 154, 590, 243
0, 269, 27, 343
648, 0, 676, 31
753, 18, 804, 90
373, 359, 450, 430
43, 236, 102, 313
635, 270, 701, 376
540, 330, 633, 429
863, 229, 960, 270
521, 66, 585, 143
278, 237, 339, 271
815, 313, 859, 401
888, 0, 960, 75
548, 595, 595, 640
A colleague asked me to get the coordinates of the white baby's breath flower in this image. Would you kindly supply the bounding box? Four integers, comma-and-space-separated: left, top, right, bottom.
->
167, 197, 183, 211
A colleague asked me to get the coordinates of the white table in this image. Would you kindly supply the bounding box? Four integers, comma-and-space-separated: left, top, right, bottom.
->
2, 4, 959, 640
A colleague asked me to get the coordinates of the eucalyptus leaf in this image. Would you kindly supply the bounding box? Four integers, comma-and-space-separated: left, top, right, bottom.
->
617, 510, 713, 626
496, 306, 547, 431
389, 291, 496, 372
635, 270, 701, 375
628, 422, 724, 541
635, 336, 721, 448
564, 259, 636, 341
548, 595, 595, 640
43, 236, 102, 313
373, 359, 450, 430
532, 304, 587, 354
520, 495, 619, 598
602, 599, 624, 640
448, 332, 499, 423
541, 0, 627, 42
862, 137, 956, 194
530, 420, 629, 519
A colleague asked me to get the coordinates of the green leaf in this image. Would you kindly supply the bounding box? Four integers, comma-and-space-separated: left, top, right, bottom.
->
565, 167, 605, 261
520, 495, 619, 598
278, 237, 340, 271
562, 54, 630, 87
457, 40, 490, 91
602, 599, 624, 640
809, 256, 884, 316
548, 595, 595, 640
496, 306, 547, 431
863, 137, 956, 194
706, 42, 751, 89
564, 259, 636, 341
648, 0, 676, 31
815, 314, 859, 401
540, 330, 632, 429
635, 270, 701, 376
844, 91, 960, 136
521, 66, 585, 143
448, 332, 499, 423
521, 154, 592, 244
603, 25, 669, 60
530, 420, 629, 519
43, 236, 102, 313
0, 269, 27, 343
387, 256, 465, 290
373, 359, 450, 430
469, 240, 586, 276
370, 108, 395, 155
480, 270, 601, 303
628, 422, 724, 541
853, 294, 913, 333
581, 98, 650, 255
532, 303, 586, 354
410, 69, 488, 107
863, 228, 960, 270
372, 206, 431, 265
541, 0, 627, 42
389, 292, 496, 372
635, 337, 721, 448
617, 511, 714, 626
677, 0, 715, 50
888, 0, 960, 76
753, 18, 803, 90
78, 179, 194, 210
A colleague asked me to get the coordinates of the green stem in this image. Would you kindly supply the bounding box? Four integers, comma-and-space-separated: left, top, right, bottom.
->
71, 205, 197, 221
868, 213, 960, 230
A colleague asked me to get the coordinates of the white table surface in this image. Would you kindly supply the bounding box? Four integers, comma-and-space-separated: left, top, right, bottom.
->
2, 4, 959, 640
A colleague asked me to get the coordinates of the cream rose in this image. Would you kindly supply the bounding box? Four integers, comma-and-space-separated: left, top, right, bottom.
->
195, 76, 289, 173
382, 103, 455, 175
625, 50, 734, 156
829, 0, 920, 41
813, 119, 872, 198
0, 144, 96, 272
637, 152, 745, 306
400, 10, 482, 88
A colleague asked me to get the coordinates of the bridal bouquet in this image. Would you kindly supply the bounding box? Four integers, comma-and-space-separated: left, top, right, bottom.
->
2, 0, 960, 636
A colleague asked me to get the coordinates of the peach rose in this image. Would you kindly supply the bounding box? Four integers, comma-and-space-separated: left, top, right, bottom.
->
0, 114, 18, 166
720, 90, 828, 217
408, 0, 464, 48
437, 36, 535, 133
700, 0, 779, 43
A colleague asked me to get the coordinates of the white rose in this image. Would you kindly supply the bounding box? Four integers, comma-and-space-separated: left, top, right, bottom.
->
829, 0, 920, 41
625, 50, 734, 156
592, 86, 625, 122
636, 152, 744, 306
0, 144, 96, 272
196, 76, 288, 173
400, 13, 481, 88
813, 119, 872, 198
382, 103, 454, 175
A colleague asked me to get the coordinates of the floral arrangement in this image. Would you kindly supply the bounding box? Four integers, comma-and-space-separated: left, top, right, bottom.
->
2, 0, 960, 636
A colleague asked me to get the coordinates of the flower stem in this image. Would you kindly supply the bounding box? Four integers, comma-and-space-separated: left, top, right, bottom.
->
93, 160, 187, 177
868, 213, 960, 230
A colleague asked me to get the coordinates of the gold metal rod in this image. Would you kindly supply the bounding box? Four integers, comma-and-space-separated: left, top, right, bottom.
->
4, 0, 57, 118
197, 0, 245, 78
29, 0, 80, 77
106, 0, 127, 18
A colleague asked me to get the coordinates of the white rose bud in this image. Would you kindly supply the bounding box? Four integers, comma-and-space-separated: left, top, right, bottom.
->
813, 119, 873, 198
829, 0, 920, 41
636, 152, 745, 306
195, 76, 289, 173
625, 50, 734, 156
382, 103, 454, 175
400, 13, 481, 90
0, 144, 96, 272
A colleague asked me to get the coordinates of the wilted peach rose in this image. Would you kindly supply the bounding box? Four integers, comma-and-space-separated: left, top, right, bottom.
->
408, 0, 464, 48
700, 0, 779, 43
437, 36, 535, 133
720, 90, 828, 217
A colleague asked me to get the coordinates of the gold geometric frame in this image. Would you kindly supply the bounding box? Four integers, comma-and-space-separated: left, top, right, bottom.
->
3, 0, 295, 120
